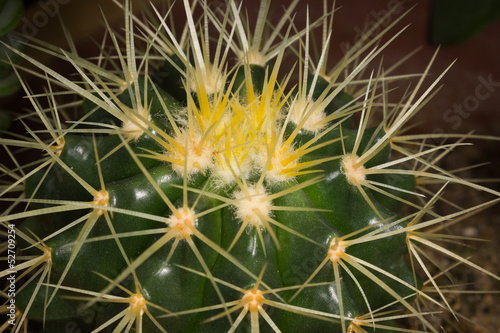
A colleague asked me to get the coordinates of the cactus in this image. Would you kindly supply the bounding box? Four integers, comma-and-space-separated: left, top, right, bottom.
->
1, 1, 499, 332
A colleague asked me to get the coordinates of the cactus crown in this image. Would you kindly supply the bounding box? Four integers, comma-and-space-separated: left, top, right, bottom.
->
1, 0, 499, 332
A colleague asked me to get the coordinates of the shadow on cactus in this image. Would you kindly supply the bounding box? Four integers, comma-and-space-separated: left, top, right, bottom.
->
1, 0, 499, 332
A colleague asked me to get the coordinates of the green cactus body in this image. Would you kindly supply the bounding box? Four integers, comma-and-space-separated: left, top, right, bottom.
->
1, 1, 499, 332
11, 54, 419, 331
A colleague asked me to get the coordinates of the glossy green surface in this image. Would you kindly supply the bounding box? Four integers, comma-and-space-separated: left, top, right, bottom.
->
15, 59, 418, 332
